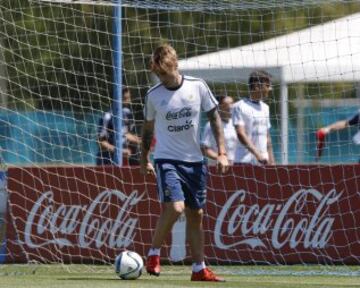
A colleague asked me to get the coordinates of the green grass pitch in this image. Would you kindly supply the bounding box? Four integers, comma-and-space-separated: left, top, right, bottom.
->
1, 265, 360, 288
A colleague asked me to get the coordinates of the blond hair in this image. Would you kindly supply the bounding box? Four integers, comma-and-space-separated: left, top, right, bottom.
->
150, 44, 178, 74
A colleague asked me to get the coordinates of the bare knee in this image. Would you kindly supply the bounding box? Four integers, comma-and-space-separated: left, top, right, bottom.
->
173, 202, 185, 215
163, 201, 185, 218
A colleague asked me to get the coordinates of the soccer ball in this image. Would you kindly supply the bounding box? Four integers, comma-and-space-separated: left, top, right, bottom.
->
115, 251, 144, 280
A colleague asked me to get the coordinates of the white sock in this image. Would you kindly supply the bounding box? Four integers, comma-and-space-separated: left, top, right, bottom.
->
148, 247, 161, 257
192, 261, 206, 273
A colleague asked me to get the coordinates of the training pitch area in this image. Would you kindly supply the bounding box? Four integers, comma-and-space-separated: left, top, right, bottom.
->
1, 265, 360, 288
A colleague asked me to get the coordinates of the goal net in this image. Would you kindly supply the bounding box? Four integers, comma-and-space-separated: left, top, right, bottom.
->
1, 0, 360, 273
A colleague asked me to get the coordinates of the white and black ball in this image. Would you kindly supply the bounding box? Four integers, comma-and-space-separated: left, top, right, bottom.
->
114, 251, 144, 280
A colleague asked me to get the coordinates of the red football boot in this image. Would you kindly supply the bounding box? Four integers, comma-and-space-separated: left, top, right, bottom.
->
146, 255, 160, 276
191, 267, 225, 282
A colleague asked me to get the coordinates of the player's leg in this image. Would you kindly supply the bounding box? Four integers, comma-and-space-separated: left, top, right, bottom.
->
185, 206, 224, 282
181, 162, 225, 282
151, 201, 185, 249
184, 207, 204, 263
146, 161, 185, 276
147, 201, 184, 276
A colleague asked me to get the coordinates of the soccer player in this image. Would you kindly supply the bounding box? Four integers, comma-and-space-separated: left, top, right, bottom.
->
96, 87, 141, 165
317, 111, 360, 161
201, 95, 239, 165
140, 44, 228, 282
232, 70, 275, 165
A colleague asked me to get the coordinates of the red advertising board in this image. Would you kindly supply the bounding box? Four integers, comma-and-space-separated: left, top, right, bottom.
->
4, 165, 360, 264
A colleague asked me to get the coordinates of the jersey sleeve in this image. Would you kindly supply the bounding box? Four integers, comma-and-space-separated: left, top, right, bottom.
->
123, 107, 136, 133
144, 94, 156, 121
348, 112, 360, 126
232, 102, 245, 127
199, 80, 218, 112
98, 112, 111, 139
266, 105, 271, 129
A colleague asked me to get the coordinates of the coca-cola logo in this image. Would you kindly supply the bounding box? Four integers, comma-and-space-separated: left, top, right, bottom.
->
214, 189, 342, 250
24, 189, 144, 249
166, 107, 192, 121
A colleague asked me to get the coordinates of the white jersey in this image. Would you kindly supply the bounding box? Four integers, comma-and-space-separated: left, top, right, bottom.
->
232, 98, 271, 164
201, 119, 238, 164
145, 75, 218, 162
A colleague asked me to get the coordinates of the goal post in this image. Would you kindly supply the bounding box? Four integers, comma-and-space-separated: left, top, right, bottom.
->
112, 0, 123, 166
2, 0, 360, 274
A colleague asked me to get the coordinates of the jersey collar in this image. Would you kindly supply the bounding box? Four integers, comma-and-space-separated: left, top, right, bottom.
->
164, 75, 184, 91
246, 97, 260, 105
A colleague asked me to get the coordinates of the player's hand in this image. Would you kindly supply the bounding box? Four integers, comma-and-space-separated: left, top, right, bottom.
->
140, 161, 156, 176
217, 154, 229, 174
122, 148, 131, 157
255, 153, 268, 165
318, 127, 330, 136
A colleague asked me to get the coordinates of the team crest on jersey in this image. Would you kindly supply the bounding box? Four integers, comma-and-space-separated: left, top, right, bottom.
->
188, 94, 194, 101
164, 187, 171, 196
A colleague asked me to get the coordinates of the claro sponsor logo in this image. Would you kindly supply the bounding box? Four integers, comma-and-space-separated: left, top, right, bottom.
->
214, 189, 342, 250
168, 120, 194, 132
24, 189, 144, 249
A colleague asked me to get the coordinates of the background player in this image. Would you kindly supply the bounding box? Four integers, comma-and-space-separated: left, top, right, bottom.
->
232, 70, 275, 165
96, 87, 141, 165
201, 95, 238, 165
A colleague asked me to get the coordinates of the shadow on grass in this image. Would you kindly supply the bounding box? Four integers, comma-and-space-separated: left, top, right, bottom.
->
57, 278, 119, 281
56, 277, 153, 283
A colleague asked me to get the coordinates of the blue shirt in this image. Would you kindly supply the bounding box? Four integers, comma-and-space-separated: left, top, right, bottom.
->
348, 113, 360, 127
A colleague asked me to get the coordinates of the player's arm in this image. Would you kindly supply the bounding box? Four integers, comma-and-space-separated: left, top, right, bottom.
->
201, 123, 218, 161
140, 120, 155, 175
319, 120, 349, 135
124, 112, 142, 146
125, 132, 142, 145
316, 116, 357, 160
141, 93, 156, 175
201, 146, 218, 161
235, 125, 267, 164
98, 138, 115, 153
207, 107, 229, 173
267, 132, 275, 165
319, 112, 360, 135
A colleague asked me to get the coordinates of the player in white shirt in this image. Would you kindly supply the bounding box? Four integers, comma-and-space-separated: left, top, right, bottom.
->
201, 95, 238, 164
233, 70, 275, 165
140, 44, 228, 282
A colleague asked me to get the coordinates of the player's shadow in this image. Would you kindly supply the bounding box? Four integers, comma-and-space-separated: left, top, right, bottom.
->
58, 278, 119, 281
59, 277, 148, 282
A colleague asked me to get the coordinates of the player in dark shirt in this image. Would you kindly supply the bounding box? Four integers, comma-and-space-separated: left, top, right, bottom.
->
96, 87, 141, 165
